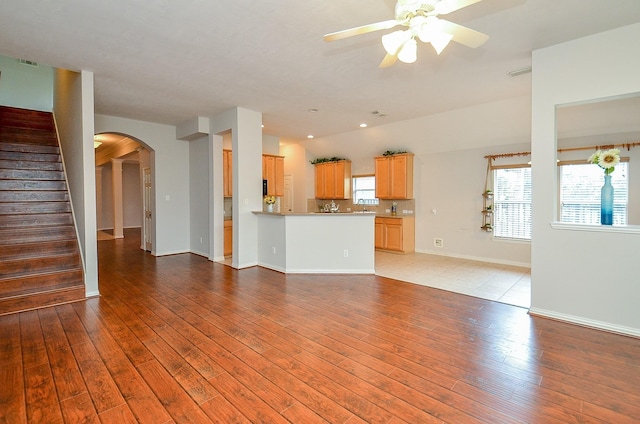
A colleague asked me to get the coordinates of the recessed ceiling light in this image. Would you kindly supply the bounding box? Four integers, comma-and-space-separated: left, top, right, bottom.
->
307, 135, 314, 139
360, 123, 368, 128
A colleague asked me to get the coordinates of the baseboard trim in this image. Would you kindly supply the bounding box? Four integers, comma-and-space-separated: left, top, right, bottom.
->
529, 307, 640, 339
415, 248, 531, 268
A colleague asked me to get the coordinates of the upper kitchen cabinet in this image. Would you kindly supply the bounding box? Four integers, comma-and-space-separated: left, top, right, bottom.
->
262, 154, 285, 197
314, 160, 352, 199
375, 153, 414, 199
223, 149, 232, 198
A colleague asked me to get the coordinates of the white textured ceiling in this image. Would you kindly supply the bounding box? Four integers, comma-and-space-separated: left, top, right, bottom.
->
1, 0, 639, 141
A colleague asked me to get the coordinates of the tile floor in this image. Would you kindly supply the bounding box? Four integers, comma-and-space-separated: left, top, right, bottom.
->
374, 251, 531, 308
220, 250, 531, 308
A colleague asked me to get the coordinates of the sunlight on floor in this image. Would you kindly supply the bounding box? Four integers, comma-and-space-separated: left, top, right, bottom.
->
375, 251, 531, 308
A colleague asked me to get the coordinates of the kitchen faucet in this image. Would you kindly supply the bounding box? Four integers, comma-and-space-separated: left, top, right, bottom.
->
358, 198, 367, 212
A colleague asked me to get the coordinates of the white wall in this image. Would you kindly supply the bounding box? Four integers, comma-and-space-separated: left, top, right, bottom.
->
294, 95, 533, 266
94, 114, 191, 256
280, 142, 308, 213
189, 135, 210, 256
98, 162, 142, 230
0, 55, 53, 111
53, 69, 98, 297
530, 23, 640, 336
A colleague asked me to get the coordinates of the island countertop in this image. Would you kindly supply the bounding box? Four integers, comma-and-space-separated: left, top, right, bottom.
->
254, 211, 375, 274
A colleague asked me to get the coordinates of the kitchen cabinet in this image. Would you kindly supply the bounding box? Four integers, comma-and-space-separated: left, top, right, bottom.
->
224, 219, 232, 256
223, 149, 232, 198
375, 216, 415, 253
263, 154, 284, 197
375, 153, 414, 199
314, 160, 352, 199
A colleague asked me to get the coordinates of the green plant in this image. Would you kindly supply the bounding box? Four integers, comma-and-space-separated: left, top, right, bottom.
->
310, 156, 346, 164
382, 149, 408, 156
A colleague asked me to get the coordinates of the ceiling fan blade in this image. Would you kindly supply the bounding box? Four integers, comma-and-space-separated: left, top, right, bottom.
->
324, 20, 399, 42
379, 53, 398, 68
436, 0, 484, 15
438, 19, 489, 48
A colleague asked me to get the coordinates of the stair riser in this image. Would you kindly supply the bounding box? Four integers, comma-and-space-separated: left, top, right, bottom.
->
0, 128, 58, 145
0, 270, 84, 298
0, 169, 64, 181
0, 160, 63, 171
0, 180, 67, 191
0, 191, 69, 202
0, 226, 76, 244
0, 213, 73, 229
0, 109, 55, 131
0, 202, 72, 214
0, 151, 60, 162
0, 254, 81, 279
0, 239, 78, 259
0, 286, 86, 316
0, 142, 59, 155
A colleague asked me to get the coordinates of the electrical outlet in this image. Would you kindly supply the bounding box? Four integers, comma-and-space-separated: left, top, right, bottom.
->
434, 238, 443, 248
343, 249, 349, 257
272, 246, 276, 254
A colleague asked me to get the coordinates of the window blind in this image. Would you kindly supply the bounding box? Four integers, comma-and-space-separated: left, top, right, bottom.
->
559, 162, 628, 225
493, 167, 532, 240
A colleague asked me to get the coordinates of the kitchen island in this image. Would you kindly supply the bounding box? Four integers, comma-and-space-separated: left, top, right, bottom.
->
253, 211, 375, 274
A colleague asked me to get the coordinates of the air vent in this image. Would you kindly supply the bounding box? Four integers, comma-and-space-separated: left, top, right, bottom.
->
19, 59, 38, 67
507, 66, 531, 77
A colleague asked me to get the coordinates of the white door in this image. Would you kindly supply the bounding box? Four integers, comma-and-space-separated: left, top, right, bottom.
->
283, 174, 293, 212
143, 167, 153, 251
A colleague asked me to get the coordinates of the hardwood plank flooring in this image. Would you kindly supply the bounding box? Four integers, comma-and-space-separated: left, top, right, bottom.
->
1, 228, 639, 423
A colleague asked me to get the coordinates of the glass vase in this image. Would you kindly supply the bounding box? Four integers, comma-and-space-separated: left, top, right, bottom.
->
267, 204, 273, 213
601, 174, 613, 225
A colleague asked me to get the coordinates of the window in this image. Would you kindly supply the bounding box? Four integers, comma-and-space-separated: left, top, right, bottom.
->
559, 161, 628, 225
493, 167, 532, 240
352, 175, 379, 205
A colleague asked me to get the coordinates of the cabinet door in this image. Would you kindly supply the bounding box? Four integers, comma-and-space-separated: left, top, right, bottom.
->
375, 157, 390, 199
315, 163, 325, 198
374, 218, 384, 249
224, 221, 232, 256
223, 150, 232, 197
324, 163, 336, 198
332, 161, 344, 199
390, 155, 407, 198
263, 155, 274, 195
274, 156, 284, 196
384, 218, 403, 252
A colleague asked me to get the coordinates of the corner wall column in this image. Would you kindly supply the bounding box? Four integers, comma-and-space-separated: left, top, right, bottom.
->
111, 158, 124, 239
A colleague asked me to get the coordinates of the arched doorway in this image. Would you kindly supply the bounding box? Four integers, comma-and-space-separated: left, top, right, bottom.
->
94, 132, 154, 252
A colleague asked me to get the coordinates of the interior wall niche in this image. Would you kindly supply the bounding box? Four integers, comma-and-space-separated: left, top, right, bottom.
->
555, 93, 640, 225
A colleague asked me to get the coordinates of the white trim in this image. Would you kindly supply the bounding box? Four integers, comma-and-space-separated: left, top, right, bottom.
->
415, 248, 531, 268
550, 221, 640, 234
529, 307, 640, 339
189, 249, 209, 258
153, 249, 190, 256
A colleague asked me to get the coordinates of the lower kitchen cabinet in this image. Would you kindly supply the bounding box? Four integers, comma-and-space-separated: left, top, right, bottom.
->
375, 216, 415, 254
224, 219, 232, 256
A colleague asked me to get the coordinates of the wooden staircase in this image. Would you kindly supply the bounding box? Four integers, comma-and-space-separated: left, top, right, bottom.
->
0, 106, 85, 315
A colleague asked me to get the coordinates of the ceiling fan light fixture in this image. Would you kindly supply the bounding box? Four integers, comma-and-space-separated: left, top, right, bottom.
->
382, 30, 411, 55
398, 37, 418, 63
430, 31, 453, 54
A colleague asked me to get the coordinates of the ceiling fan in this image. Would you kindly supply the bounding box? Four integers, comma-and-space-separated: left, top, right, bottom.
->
323, 0, 489, 67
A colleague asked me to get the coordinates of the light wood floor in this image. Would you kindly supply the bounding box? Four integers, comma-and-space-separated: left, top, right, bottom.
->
2, 229, 639, 423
